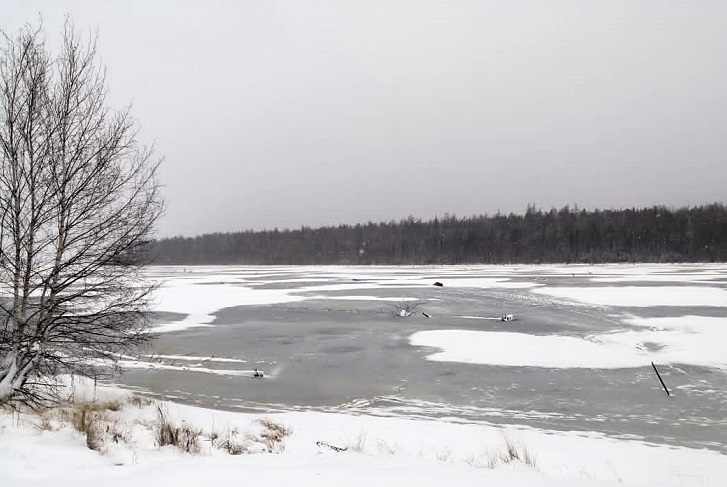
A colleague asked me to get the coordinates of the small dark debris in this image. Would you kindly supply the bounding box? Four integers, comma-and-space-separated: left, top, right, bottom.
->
317, 441, 348, 452
433, 281, 443, 287
253, 368, 264, 378
422, 312, 431, 318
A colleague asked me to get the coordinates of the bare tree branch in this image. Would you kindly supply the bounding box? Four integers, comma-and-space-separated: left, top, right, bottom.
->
0, 21, 162, 405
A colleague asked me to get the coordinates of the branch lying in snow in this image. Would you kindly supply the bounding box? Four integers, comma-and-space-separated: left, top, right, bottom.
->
316, 441, 348, 452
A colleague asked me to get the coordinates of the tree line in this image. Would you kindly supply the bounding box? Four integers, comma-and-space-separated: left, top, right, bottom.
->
152, 203, 727, 265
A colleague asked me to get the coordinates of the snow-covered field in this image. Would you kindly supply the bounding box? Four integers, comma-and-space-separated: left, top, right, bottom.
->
2, 264, 726, 486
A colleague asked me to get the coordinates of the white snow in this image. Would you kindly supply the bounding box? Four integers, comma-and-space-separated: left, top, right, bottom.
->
140, 354, 247, 363
150, 276, 307, 332
410, 314, 727, 369
616, 315, 727, 369
410, 330, 651, 368
116, 359, 261, 377
1, 381, 725, 487
589, 274, 726, 284
533, 285, 727, 307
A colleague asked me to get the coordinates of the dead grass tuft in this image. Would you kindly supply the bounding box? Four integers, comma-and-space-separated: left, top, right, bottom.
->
67, 405, 107, 451
483, 430, 536, 468
128, 395, 153, 408
376, 438, 397, 455
436, 448, 452, 462
19, 395, 294, 458
18, 397, 132, 452
255, 418, 292, 453
33, 413, 54, 432
218, 427, 247, 455
348, 432, 367, 453
155, 404, 201, 454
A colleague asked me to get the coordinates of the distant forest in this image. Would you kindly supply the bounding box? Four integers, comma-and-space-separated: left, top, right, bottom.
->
151, 204, 727, 265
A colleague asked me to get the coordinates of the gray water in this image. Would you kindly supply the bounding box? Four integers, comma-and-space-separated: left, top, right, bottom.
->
119, 266, 727, 453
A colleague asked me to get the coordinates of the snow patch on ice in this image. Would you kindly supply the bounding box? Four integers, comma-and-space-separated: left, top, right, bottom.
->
150, 277, 307, 332
118, 359, 263, 377
532, 286, 727, 307
411, 315, 727, 369
411, 330, 650, 368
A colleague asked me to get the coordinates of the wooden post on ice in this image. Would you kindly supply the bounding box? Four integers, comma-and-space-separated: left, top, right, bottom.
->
651, 361, 672, 397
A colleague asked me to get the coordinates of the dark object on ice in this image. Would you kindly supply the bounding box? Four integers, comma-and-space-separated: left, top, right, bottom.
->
500, 314, 514, 322
651, 362, 672, 396
422, 311, 431, 318
253, 368, 264, 378
433, 281, 443, 287
316, 441, 348, 452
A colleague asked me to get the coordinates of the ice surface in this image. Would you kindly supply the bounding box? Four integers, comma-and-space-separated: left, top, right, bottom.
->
150, 269, 544, 333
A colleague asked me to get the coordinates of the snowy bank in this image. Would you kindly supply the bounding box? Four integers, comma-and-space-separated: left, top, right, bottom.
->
1, 379, 725, 487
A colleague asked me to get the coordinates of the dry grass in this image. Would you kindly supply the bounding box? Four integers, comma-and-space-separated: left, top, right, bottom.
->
155, 404, 201, 454
376, 438, 398, 455
482, 430, 536, 469
216, 426, 247, 455
340, 432, 397, 455
206, 418, 292, 454
347, 432, 367, 453
10, 396, 136, 452
17, 393, 292, 458
128, 395, 153, 408
435, 448, 452, 462
340, 433, 397, 456
32, 413, 54, 432
56, 400, 127, 451
107, 420, 131, 444
255, 418, 293, 453
67, 406, 105, 451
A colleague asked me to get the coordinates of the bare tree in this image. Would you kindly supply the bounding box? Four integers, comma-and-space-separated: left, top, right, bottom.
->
0, 22, 162, 405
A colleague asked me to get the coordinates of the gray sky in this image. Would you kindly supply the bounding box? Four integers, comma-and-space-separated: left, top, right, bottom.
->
2, 1, 727, 237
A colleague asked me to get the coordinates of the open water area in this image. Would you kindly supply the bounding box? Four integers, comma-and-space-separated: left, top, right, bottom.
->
116, 265, 727, 453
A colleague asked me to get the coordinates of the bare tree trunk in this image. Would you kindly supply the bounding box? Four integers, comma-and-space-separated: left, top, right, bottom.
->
0, 22, 162, 405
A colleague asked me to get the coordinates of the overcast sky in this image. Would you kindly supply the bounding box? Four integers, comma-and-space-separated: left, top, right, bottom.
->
2, 1, 726, 237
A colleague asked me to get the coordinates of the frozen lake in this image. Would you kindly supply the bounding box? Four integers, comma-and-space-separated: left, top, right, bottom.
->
117, 264, 727, 453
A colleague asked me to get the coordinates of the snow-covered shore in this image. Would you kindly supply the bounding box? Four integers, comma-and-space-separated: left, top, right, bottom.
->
1, 380, 725, 487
